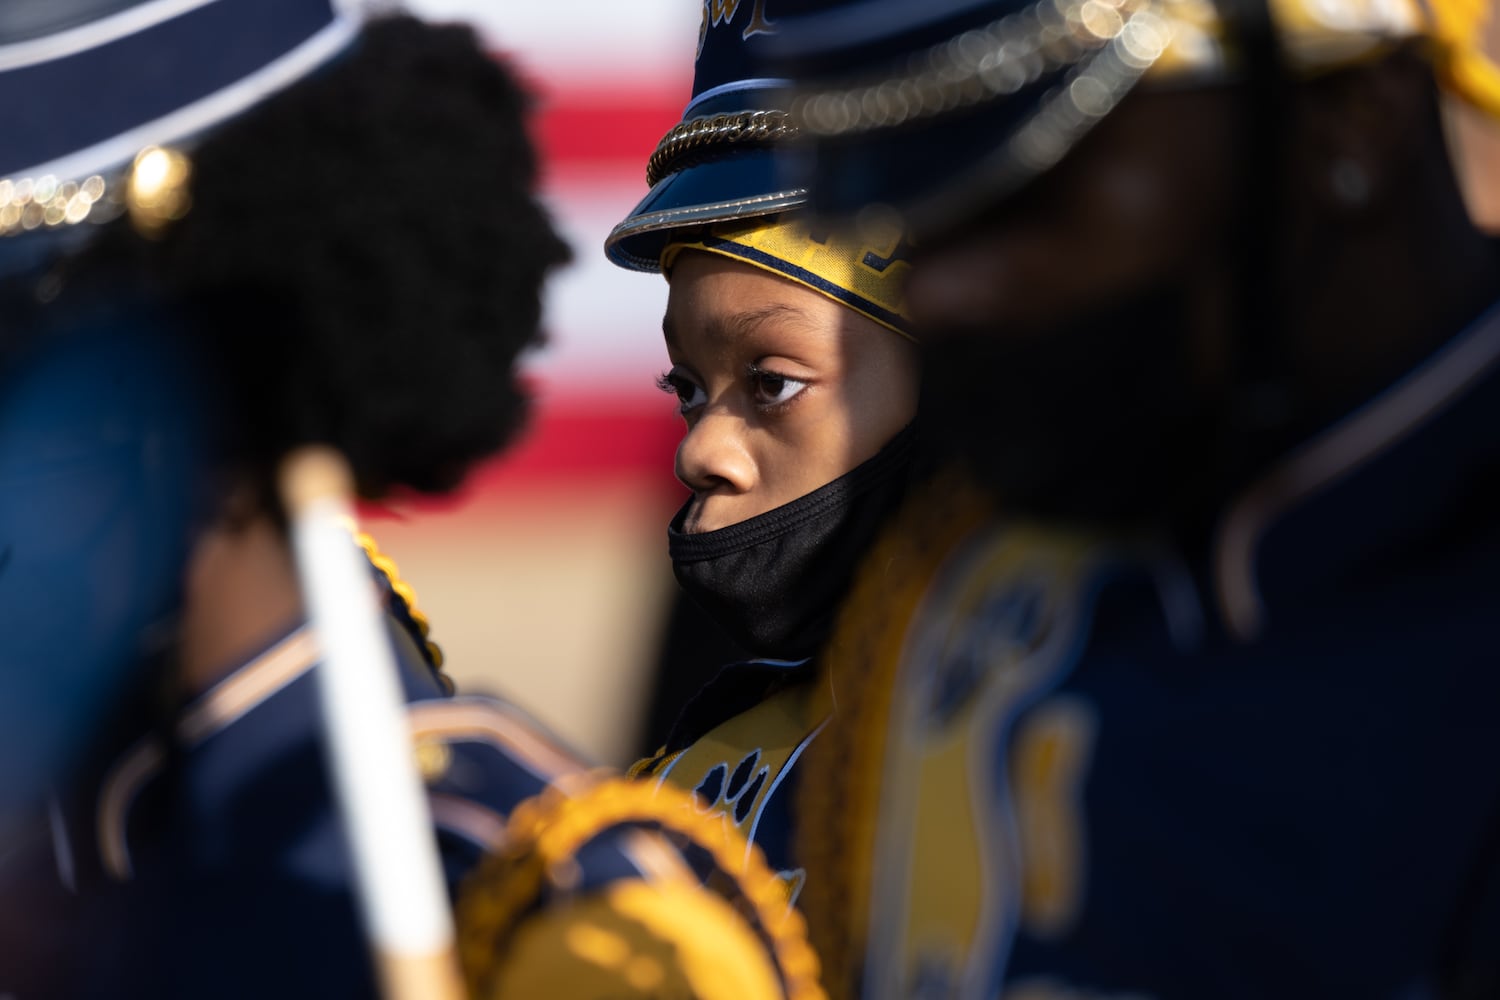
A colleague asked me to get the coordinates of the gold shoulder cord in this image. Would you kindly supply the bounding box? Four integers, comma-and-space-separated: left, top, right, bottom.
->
457, 775, 826, 1000
355, 530, 451, 691
627, 746, 685, 780
792, 472, 993, 999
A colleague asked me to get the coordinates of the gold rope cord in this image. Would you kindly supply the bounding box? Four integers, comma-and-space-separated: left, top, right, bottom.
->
457, 775, 827, 1000
792, 472, 994, 999
355, 530, 449, 688
646, 110, 799, 187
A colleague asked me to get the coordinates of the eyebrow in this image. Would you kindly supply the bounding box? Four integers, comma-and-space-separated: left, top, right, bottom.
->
662, 302, 813, 349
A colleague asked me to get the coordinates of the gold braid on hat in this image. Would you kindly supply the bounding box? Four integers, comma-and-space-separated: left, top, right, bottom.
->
646, 109, 800, 188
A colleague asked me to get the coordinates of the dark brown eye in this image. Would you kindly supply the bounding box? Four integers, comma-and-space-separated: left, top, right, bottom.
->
748, 365, 808, 407
655, 369, 706, 413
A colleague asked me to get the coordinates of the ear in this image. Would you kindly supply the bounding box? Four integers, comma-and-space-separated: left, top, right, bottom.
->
1288, 44, 1436, 217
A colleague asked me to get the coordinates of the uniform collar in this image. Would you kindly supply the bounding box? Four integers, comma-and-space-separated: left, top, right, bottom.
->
1210, 296, 1500, 640
53, 614, 442, 889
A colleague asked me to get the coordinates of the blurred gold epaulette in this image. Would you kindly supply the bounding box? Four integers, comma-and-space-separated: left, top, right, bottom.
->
355, 529, 451, 689
456, 774, 826, 1000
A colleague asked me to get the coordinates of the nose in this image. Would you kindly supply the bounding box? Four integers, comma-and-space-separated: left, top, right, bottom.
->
674, 408, 755, 497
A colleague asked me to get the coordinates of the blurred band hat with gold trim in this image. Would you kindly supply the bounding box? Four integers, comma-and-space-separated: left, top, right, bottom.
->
0, 0, 367, 828
0, 0, 366, 267
763, 0, 1500, 234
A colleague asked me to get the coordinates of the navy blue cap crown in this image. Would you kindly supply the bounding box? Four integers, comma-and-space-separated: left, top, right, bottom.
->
765, 0, 1168, 236
604, 0, 855, 273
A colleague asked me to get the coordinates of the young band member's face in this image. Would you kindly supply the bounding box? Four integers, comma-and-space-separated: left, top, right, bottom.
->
660, 252, 920, 534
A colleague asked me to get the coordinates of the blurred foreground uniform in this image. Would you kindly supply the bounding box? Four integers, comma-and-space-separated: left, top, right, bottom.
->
761, 0, 1500, 997
0, 4, 819, 997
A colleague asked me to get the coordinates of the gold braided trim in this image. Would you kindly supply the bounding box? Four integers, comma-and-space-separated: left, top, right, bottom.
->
0, 145, 192, 239
626, 746, 684, 780
646, 110, 799, 188
355, 530, 449, 684
792, 471, 993, 999
791, 0, 1159, 139
457, 774, 827, 1000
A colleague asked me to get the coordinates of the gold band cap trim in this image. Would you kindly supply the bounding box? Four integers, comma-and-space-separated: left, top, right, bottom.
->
646, 109, 799, 188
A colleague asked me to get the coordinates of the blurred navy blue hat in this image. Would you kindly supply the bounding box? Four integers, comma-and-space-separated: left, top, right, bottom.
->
764, 0, 1172, 236
605, 0, 856, 273
0, 0, 356, 824
0, 0, 364, 257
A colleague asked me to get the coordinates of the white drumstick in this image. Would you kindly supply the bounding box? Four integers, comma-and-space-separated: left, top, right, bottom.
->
280, 446, 464, 1000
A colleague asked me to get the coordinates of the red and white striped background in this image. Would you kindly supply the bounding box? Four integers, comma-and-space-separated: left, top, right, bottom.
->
408, 0, 699, 498
366, 1, 703, 765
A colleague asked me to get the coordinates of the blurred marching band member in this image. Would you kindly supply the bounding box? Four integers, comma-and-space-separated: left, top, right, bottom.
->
0, 4, 820, 997
606, 0, 923, 898
761, 0, 1500, 995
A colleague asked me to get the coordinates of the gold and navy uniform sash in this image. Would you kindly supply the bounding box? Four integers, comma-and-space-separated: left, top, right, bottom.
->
786, 475, 1121, 999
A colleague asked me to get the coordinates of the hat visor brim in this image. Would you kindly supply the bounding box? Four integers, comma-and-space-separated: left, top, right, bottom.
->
604, 146, 806, 272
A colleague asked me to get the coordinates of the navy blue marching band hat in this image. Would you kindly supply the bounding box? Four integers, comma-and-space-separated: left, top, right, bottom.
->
762, 0, 1500, 236
0, 0, 369, 259
603, 0, 859, 273
0, 0, 371, 829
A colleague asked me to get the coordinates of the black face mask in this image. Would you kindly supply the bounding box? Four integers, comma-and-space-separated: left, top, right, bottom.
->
668, 423, 917, 661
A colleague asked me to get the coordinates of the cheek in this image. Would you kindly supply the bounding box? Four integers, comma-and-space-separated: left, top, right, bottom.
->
839, 349, 920, 462
745, 394, 868, 501
775, 399, 858, 475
